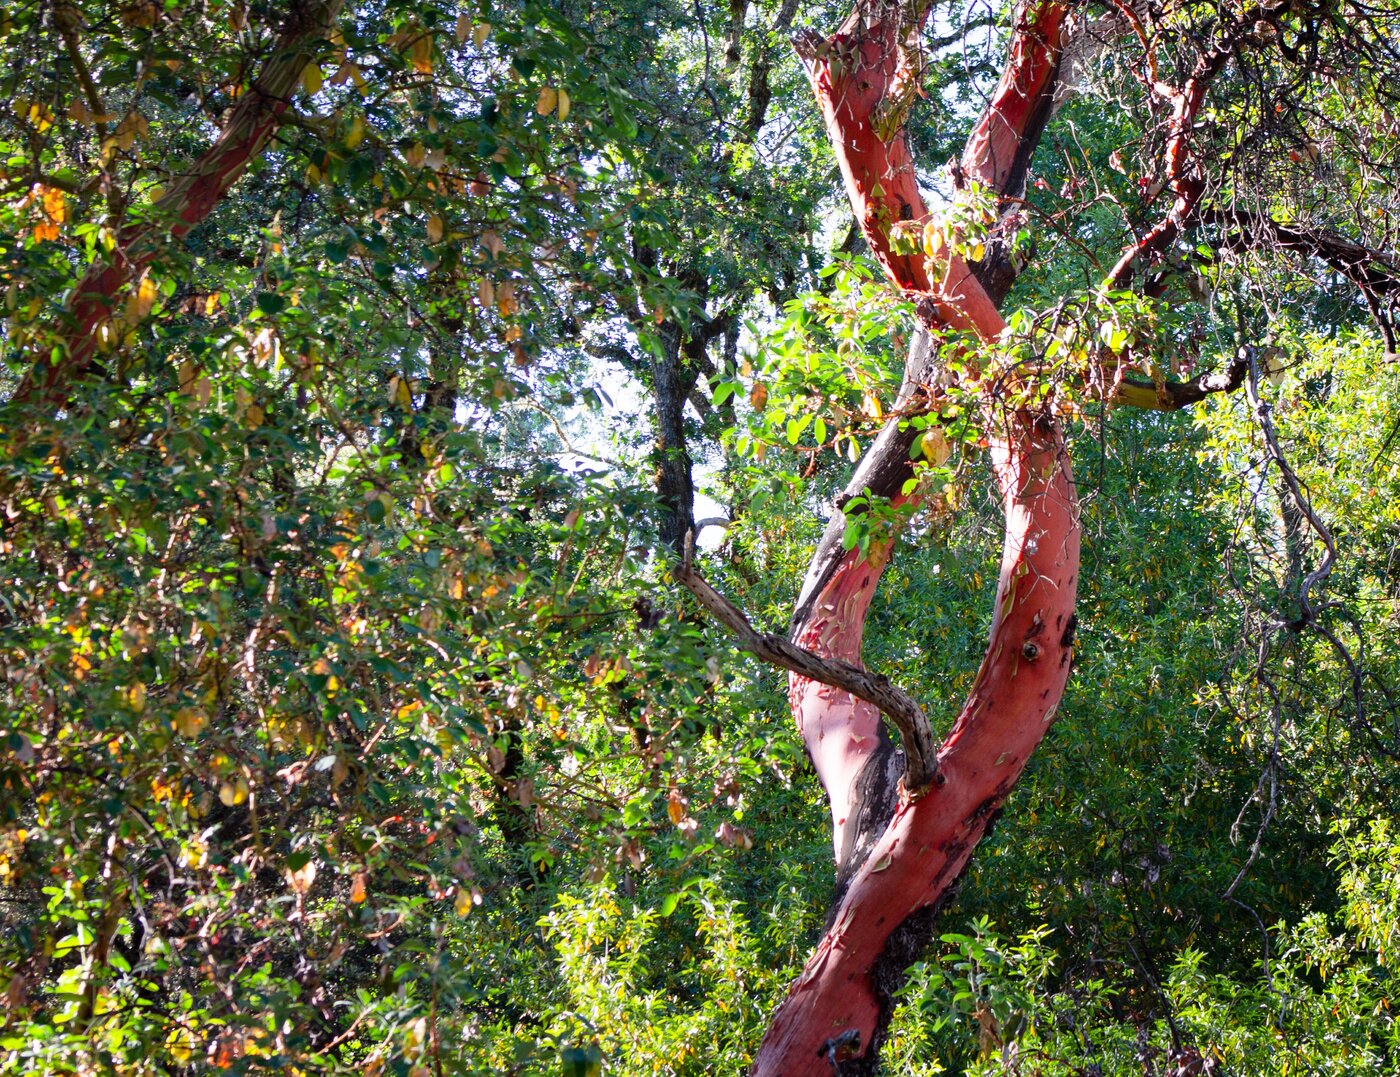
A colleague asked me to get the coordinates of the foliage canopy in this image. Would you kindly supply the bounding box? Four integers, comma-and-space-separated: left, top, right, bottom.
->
1, 0, 1399, 1072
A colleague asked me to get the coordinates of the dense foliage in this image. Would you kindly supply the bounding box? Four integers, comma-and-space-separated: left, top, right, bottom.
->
1, 0, 1398, 1072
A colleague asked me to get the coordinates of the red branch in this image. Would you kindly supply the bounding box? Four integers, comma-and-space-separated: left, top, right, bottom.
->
11, 0, 343, 413
758, 412, 1078, 1074
961, 2, 1070, 195
755, 5, 1080, 1072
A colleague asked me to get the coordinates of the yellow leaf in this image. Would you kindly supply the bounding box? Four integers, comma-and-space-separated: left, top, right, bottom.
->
426, 214, 443, 243
409, 34, 433, 74
174, 707, 207, 737
26, 101, 54, 132
454, 886, 481, 915
219, 776, 249, 807
166, 1027, 197, 1063
112, 111, 147, 149
536, 86, 558, 116
388, 374, 413, 410
922, 221, 946, 258
40, 186, 66, 223
244, 403, 265, 429
918, 428, 950, 465
67, 99, 114, 125
127, 682, 146, 712
302, 62, 324, 96
125, 272, 158, 325
345, 112, 366, 149
557, 88, 571, 121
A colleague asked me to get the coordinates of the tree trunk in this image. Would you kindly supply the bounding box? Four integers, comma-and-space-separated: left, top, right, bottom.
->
751, 3, 1081, 1071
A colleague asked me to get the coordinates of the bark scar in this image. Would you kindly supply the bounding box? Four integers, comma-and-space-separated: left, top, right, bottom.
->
821, 1028, 862, 1072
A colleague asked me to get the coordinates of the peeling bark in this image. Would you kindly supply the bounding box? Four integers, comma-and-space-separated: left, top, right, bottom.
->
750, 4, 1082, 1072
756, 411, 1078, 1075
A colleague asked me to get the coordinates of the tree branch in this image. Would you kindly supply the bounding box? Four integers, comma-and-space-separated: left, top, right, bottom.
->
9, 0, 344, 415
675, 537, 939, 793
1113, 346, 1251, 410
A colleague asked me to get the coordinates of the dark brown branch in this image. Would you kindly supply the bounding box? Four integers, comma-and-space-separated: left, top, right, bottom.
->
1204, 208, 1400, 293
675, 537, 938, 793
1113, 346, 1251, 410
742, 0, 799, 137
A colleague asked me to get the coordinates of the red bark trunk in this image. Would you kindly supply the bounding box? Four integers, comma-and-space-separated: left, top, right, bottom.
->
10, 0, 342, 414
753, 4, 1080, 1072
758, 412, 1078, 1075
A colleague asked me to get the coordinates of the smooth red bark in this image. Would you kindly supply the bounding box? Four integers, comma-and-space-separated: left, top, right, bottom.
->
790, 498, 913, 857
756, 5, 1079, 1072
758, 412, 1078, 1074
962, 3, 1070, 192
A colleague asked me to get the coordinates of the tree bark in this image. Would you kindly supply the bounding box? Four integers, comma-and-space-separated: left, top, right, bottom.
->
8, 0, 343, 415
751, 3, 1082, 1072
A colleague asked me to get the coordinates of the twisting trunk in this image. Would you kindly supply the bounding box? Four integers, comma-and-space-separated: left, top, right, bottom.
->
749, 3, 1082, 1072
759, 411, 1079, 1075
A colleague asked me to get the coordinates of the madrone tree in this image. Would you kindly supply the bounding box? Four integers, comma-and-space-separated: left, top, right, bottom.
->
1, 0, 1399, 1072
674, 0, 1400, 1070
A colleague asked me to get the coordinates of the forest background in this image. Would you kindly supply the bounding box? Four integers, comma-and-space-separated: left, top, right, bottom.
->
1, 0, 1399, 1072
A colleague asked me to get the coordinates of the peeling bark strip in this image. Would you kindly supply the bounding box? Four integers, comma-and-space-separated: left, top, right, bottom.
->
960, 3, 1070, 198
751, 3, 1080, 1074
10, 0, 343, 413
